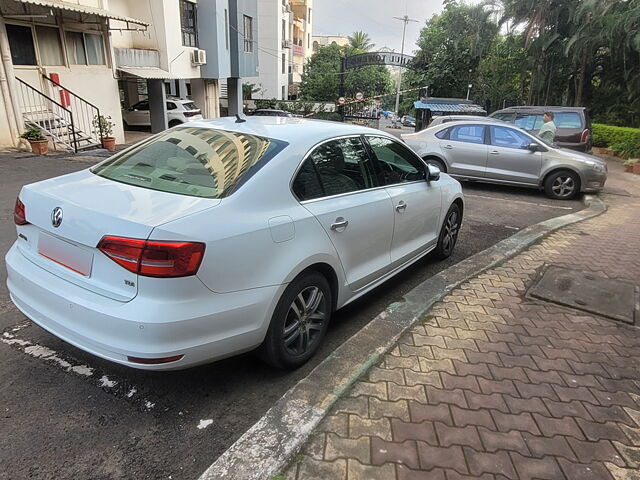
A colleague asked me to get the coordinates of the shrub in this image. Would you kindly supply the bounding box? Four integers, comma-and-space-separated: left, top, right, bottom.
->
92, 115, 114, 138
592, 123, 640, 158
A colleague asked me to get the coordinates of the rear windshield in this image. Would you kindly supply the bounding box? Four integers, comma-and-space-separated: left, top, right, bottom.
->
554, 112, 582, 128
514, 114, 544, 130
91, 127, 287, 198
182, 102, 198, 111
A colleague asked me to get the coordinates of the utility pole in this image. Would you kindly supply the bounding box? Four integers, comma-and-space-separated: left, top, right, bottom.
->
393, 14, 418, 125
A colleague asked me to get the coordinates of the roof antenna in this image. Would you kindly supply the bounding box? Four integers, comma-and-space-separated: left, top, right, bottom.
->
235, 114, 246, 123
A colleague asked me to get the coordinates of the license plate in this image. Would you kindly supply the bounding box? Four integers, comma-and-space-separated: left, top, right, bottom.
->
38, 233, 93, 277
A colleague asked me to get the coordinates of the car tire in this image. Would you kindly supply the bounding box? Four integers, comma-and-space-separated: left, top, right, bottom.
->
424, 157, 447, 173
544, 170, 580, 200
258, 271, 332, 370
168, 120, 182, 128
434, 203, 461, 260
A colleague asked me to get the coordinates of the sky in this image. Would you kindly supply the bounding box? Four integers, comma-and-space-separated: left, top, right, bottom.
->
313, 0, 448, 54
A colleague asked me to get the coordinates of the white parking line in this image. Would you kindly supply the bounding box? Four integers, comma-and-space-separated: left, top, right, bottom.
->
465, 193, 575, 210
0, 322, 159, 411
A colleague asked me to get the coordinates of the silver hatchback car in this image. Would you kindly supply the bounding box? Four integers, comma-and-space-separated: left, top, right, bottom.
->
402, 120, 607, 200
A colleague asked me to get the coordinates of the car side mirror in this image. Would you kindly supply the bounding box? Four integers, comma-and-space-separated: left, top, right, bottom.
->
427, 164, 440, 181
527, 142, 541, 152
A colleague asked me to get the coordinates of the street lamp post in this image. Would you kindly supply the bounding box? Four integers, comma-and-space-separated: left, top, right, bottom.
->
393, 14, 418, 126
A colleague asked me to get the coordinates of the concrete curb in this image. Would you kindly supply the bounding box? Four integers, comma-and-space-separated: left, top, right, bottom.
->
198, 195, 607, 480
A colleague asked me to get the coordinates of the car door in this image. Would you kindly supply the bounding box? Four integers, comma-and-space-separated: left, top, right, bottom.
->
292, 136, 395, 291
486, 125, 543, 184
438, 124, 488, 177
366, 136, 442, 265
126, 100, 150, 126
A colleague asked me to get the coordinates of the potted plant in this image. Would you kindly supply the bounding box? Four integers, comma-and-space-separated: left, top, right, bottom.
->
624, 158, 639, 173
21, 126, 48, 155
93, 114, 116, 151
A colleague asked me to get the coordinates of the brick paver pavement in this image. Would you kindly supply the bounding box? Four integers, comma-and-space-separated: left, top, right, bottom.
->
284, 167, 640, 480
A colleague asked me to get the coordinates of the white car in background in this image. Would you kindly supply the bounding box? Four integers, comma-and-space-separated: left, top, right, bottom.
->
122, 97, 203, 128
7, 117, 463, 371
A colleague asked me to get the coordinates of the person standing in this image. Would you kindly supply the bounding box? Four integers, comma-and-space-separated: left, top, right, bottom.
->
538, 111, 557, 145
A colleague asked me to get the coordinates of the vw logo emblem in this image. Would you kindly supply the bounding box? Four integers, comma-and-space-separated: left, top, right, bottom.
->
51, 207, 63, 228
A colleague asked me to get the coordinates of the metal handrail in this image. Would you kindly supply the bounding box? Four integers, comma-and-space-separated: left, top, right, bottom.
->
41, 74, 103, 145
15, 77, 78, 152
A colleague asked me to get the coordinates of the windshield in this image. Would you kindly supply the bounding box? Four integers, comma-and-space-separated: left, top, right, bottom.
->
92, 127, 287, 198
183, 102, 198, 110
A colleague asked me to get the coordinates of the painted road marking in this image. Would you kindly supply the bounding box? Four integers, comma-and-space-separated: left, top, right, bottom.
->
465, 193, 575, 210
1, 321, 158, 411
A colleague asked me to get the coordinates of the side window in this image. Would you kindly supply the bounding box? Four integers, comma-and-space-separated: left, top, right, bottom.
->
435, 127, 450, 139
515, 114, 544, 130
367, 136, 426, 185
490, 126, 532, 149
166, 102, 177, 110
450, 125, 485, 144
303, 137, 376, 198
292, 159, 324, 201
493, 113, 514, 123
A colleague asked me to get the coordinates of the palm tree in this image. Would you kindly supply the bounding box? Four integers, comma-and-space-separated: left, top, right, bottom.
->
348, 31, 374, 52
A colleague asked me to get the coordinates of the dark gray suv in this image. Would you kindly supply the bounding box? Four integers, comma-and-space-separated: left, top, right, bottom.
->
490, 106, 592, 153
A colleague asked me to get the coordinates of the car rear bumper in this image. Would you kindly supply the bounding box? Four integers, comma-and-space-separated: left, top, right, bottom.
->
6, 243, 281, 370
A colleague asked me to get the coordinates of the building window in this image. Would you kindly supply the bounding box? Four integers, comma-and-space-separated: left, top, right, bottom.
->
282, 19, 286, 41
282, 53, 286, 74
180, 0, 198, 47
307, 33, 310, 48
282, 85, 286, 100
6, 24, 36, 65
243, 15, 253, 52
36, 26, 64, 65
308, 7, 311, 24
224, 9, 229, 50
65, 31, 105, 65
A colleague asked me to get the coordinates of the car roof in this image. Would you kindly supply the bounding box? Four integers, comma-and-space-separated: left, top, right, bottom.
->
494, 106, 585, 113
183, 116, 393, 144
254, 109, 288, 113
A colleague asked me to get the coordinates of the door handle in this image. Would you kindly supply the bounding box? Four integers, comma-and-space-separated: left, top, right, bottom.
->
443, 144, 453, 150
330, 218, 349, 231
490, 150, 500, 155
395, 201, 407, 212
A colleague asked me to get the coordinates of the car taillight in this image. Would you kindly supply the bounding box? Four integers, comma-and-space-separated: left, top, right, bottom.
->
14, 197, 28, 225
183, 110, 201, 117
97, 236, 205, 278
581, 129, 590, 144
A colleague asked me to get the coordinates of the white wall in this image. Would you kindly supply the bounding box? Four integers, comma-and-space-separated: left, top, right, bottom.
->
108, 0, 202, 79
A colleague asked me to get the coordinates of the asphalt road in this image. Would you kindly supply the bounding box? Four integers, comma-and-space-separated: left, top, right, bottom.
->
0, 151, 584, 480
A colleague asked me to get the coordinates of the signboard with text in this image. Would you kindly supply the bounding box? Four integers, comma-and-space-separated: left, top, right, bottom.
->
345, 52, 414, 70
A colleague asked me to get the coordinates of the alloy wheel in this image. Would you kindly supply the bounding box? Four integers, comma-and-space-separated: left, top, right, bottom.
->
442, 210, 459, 255
283, 286, 326, 356
551, 175, 576, 198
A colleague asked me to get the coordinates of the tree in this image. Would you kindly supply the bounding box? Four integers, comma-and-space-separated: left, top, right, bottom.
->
407, 2, 499, 99
300, 44, 393, 101
348, 31, 374, 52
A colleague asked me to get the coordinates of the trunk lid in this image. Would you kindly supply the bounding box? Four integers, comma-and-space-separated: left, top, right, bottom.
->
17, 169, 219, 301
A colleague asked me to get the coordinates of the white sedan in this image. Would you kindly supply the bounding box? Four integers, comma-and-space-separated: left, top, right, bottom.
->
6, 117, 464, 370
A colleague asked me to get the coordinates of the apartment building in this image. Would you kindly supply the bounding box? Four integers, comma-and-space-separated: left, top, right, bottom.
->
311, 34, 349, 53
245, 0, 311, 101
289, 0, 311, 99
0, 0, 258, 150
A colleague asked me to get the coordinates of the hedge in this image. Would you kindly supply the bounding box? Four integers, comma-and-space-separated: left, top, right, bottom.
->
592, 123, 640, 158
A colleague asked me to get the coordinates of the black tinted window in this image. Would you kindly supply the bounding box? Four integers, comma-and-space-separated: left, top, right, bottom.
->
435, 127, 450, 139
292, 159, 324, 201
306, 137, 376, 197
133, 101, 149, 111
450, 125, 485, 144
367, 136, 426, 185
490, 126, 531, 149
166, 102, 177, 110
